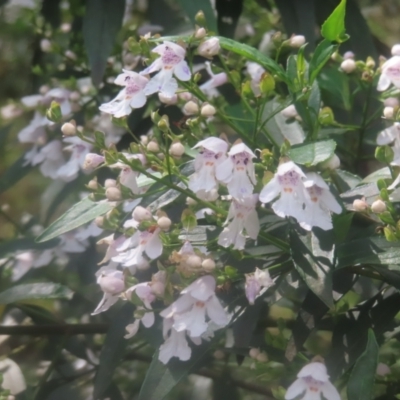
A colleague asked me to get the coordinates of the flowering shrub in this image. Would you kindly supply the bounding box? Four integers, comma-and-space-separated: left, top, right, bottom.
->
2, 0, 400, 399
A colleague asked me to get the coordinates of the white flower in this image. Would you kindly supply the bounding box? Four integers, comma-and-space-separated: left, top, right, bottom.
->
285, 362, 340, 400
160, 275, 229, 338
124, 282, 156, 338
377, 56, 400, 91
110, 153, 146, 194
198, 38, 220, 58
215, 142, 257, 199
83, 153, 105, 171
92, 267, 125, 315
300, 172, 342, 231
11, 249, 54, 281
281, 104, 299, 119
218, 195, 260, 250
259, 161, 310, 224
188, 137, 228, 199
112, 228, 163, 273
98, 234, 127, 264
377, 123, 400, 146
245, 268, 274, 305
18, 111, 47, 144
199, 62, 228, 98
142, 41, 191, 98
289, 35, 306, 48
57, 137, 93, 182
246, 62, 265, 96
99, 70, 149, 117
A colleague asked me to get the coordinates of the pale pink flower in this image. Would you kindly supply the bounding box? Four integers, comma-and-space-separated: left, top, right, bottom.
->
142, 41, 191, 98
378, 56, 400, 91
215, 142, 257, 199
246, 62, 265, 96
245, 268, 274, 305
218, 195, 260, 250
189, 137, 228, 199
199, 62, 228, 98
259, 161, 310, 224
377, 123, 400, 146
99, 70, 149, 117
285, 362, 340, 400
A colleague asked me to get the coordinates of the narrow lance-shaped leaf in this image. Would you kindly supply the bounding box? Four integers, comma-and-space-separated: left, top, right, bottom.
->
347, 329, 379, 400
321, 0, 348, 43
0, 283, 73, 305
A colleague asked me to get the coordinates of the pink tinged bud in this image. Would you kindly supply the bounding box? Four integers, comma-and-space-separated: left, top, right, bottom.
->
320, 154, 340, 170
98, 273, 125, 295
69, 91, 80, 101
104, 179, 117, 188
341, 59, 357, 73
186, 254, 202, 269
157, 216, 172, 230
371, 199, 386, 214
256, 352, 268, 362
61, 122, 76, 136
169, 142, 185, 157
201, 104, 216, 117
95, 216, 104, 227
281, 104, 298, 119
195, 27, 207, 39
179, 92, 192, 101
183, 101, 199, 115
376, 363, 391, 376
158, 93, 178, 105
40, 39, 52, 52
249, 348, 260, 359
289, 35, 306, 48
132, 206, 152, 222
147, 140, 160, 152
65, 50, 77, 60
392, 44, 400, 56
88, 179, 98, 190
384, 97, 399, 107
105, 187, 122, 201
353, 198, 368, 211
151, 281, 165, 297
83, 153, 105, 171
61, 23, 71, 33
384, 106, 394, 119
202, 258, 215, 272
198, 37, 221, 58
344, 51, 355, 59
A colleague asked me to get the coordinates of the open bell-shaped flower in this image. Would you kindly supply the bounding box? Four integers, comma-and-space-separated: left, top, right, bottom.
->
377, 56, 400, 91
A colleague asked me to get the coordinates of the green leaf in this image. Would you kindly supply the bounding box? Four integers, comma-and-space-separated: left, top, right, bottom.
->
0, 155, 32, 195
0, 238, 59, 259
287, 139, 336, 166
333, 169, 362, 191
139, 347, 209, 400
82, 0, 125, 85
93, 303, 134, 399
309, 40, 338, 83
0, 283, 73, 304
347, 329, 379, 400
321, 0, 348, 43
290, 230, 334, 308
177, 0, 217, 32
36, 197, 113, 243
336, 236, 400, 268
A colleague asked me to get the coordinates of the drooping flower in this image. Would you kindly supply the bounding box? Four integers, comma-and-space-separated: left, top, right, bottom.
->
245, 267, 274, 305
112, 227, 163, 273
259, 161, 310, 224
199, 62, 228, 98
299, 172, 342, 231
99, 70, 149, 117
376, 122, 400, 146
92, 267, 125, 315
285, 362, 341, 400
377, 56, 400, 91
218, 195, 260, 250
11, 249, 54, 281
188, 137, 228, 200
246, 62, 265, 96
215, 142, 257, 199
142, 41, 191, 98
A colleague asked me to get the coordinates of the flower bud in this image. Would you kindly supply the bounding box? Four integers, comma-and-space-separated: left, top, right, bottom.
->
157, 216, 172, 230
202, 258, 215, 272
158, 93, 178, 105
157, 115, 170, 132
179, 92, 192, 101
183, 100, 199, 115
198, 37, 220, 58
343, 51, 355, 59
384, 97, 399, 108
340, 59, 356, 73
201, 103, 216, 117
83, 153, 105, 171
375, 145, 394, 164
186, 254, 202, 269
384, 226, 397, 242
69, 91, 80, 101
40, 38, 52, 52
281, 104, 298, 119
61, 23, 71, 33
169, 142, 185, 158
65, 50, 77, 60
104, 179, 117, 188
88, 179, 98, 190
46, 101, 62, 123
366, 56, 375, 69
213, 350, 225, 360
259, 72, 276, 94
383, 107, 394, 119
376, 363, 391, 376
256, 352, 268, 362
132, 206, 152, 222
147, 140, 160, 152
195, 27, 207, 39
320, 154, 340, 170
186, 197, 197, 206
94, 216, 104, 227
249, 348, 260, 359
195, 10, 207, 26
98, 272, 125, 295
106, 187, 122, 201
318, 107, 335, 125
353, 199, 368, 211
331, 51, 341, 62
61, 122, 76, 136
392, 44, 400, 56
371, 199, 387, 214
289, 35, 306, 48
